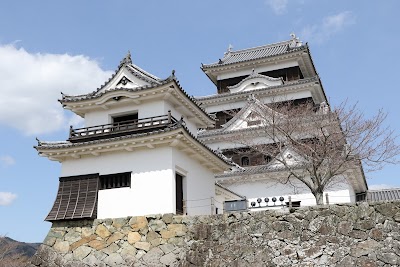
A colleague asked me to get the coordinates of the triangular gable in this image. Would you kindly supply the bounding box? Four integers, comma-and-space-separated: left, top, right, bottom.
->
227, 71, 284, 94
222, 96, 286, 132
96, 52, 162, 94
268, 147, 304, 169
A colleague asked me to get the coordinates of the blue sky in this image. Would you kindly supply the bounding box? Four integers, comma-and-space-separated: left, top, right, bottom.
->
0, 1, 399, 243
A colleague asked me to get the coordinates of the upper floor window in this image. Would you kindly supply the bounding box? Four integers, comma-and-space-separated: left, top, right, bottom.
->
113, 113, 138, 125
241, 156, 250, 166
264, 155, 272, 163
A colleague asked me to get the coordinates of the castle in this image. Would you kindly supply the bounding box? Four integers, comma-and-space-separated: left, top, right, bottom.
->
35, 34, 367, 221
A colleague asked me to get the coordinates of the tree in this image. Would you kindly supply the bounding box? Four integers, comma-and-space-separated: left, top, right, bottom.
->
226, 97, 400, 205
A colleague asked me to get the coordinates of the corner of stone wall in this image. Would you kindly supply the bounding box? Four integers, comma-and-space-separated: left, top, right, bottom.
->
28, 214, 191, 267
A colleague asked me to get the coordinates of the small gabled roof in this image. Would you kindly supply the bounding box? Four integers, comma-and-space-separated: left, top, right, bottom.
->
195, 76, 322, 104
201, 36, 305, 69
60, 51, 163, 102
59, 53, 215, 126
198, 96, 286, 138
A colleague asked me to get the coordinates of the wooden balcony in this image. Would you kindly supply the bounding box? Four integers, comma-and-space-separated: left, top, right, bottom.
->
68, 112, 177, 143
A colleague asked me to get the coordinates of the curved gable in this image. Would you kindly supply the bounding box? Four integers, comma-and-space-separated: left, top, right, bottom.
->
227, 73, 284, 94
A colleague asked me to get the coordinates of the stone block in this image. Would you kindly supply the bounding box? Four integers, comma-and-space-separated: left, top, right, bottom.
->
73, 246, 92, 261
128, 232, 141, 244
135, 241, 151, 251
53, 241, 70, 253
112, 217, 128, 228
106, 232, 124, 245
64, 230, 81, 243
96, 224, 111, 239
70, 234, 97, 251
142, 247, 164, 266
162, 213, 174, 224
104, 253, 125, 265
338, 221, 353, 235
102, 243, 119, 255
168, 223, 187, 236
129, 216, 148, 231
43, 236, 56, 247
377, 252, 399, 265
160, 252, 177, 265
88, 240, 106, 250
350, 240, 381, 257
160, 229, 176, 239
149, 219, 167, 232
81, 227, 94, 237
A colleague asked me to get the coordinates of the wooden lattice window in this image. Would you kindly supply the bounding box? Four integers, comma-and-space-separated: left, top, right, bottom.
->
100, 172, 131, 190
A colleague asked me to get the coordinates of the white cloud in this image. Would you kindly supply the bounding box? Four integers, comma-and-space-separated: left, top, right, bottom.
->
300, 11, 356, 44
0, 192, 17, 206
369, 184, 398, 190
266, 0, 288, 15
0, 45, 113, 135
0, 155, 15, 167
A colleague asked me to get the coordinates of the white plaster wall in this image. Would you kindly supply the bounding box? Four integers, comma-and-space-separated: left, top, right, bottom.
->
83, 99, 198, 136
84, 100, 167, 127
60, 147, 177, 219
172, 148, 216, 215
164, 102, 197, 136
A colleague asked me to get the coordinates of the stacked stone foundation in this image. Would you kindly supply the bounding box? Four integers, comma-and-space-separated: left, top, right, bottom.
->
29, 202, 400, 266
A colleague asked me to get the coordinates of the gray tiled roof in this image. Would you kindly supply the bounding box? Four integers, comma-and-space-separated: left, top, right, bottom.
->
202, 41, 307, 68
35, 121, 234, 167
195, 76, 319, 102
216, 163, 303, 178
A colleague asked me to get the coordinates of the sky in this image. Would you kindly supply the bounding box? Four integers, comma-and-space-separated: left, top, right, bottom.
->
0, 0, 399, 243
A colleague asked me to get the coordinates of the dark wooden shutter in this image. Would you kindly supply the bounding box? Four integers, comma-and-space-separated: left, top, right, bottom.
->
46, 173, 99, 221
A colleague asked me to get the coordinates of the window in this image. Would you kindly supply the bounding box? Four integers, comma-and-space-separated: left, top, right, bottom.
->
113, 113, 138, 125
241, 156, 250, 166
264, 155, 272, 163
100, 172, 131, 190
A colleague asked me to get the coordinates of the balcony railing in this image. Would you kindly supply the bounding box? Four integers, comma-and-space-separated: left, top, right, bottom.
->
69, 112, 177, 143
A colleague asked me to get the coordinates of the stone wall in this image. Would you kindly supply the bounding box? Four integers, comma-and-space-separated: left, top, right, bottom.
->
29, 202, 400, 267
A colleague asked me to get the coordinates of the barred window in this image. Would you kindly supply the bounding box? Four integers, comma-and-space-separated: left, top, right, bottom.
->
100, 172, 131, 190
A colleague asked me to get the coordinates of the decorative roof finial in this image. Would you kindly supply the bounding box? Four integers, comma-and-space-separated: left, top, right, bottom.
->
119, 50, 132, 68
224, 44, 233, 57
289, 33, 302, 48
35, 137, 42, 146
171, 69, 176, 78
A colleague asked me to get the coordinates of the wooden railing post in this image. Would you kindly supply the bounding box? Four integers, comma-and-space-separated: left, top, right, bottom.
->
288, 196, 292, 209
168, 110, 172, 124
325, 193, 329, 205
69, 125, 73, 138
